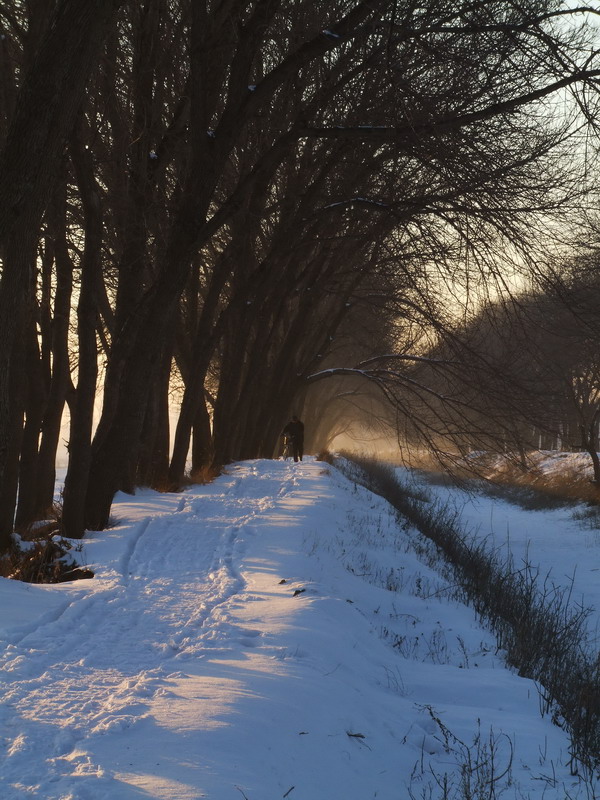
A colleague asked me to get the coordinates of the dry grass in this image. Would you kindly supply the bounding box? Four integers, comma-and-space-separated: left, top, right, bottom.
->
0, 530, 93, 584
471, 454, 600, 506
188, 464, 222, 484
328, 452, 600, 775
148, 464, 222, 493
0, 500, 94, 584
352, 447, 600, 509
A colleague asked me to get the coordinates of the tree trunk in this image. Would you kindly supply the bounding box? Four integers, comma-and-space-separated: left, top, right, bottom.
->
168, 256, 232, 485
137, 342, 172, 489
14, 321, 46, 531
84, 305, 172, 528
0, 221, 38, 548
580, 416, 600, 487
0, 0, 122, 549
0, 316, 27, 546
191, 397, 213, 473
61, 125, 103, 539
211, 315, 254, 466
34, 182, 74, 517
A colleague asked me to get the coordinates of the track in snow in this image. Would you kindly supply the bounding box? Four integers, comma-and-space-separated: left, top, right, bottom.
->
0, 460, 300, 797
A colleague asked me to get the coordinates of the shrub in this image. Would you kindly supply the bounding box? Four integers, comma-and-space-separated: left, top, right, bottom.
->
1, 533, 93, 583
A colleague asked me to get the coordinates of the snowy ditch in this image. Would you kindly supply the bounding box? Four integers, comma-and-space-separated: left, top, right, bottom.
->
330, 453, 600, 787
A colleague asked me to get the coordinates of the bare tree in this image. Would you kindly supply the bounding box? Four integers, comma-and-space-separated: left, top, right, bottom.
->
0, 0, 124, 549
2, 0, 600, 551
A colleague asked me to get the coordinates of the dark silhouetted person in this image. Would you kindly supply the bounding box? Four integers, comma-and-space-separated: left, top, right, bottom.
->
282, 415, 304, 462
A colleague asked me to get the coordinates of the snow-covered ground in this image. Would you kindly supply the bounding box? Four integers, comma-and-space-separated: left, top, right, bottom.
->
402, 464, 600, 644
0, 458, 597, 799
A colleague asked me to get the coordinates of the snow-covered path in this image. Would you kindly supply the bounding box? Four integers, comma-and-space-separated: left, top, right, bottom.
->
1, 461, 309, 798
0, 459, 594, 799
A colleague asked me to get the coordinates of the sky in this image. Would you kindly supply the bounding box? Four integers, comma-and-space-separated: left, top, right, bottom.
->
0, 456, 598, 800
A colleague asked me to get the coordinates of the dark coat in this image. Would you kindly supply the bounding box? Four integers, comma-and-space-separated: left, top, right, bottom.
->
283, 419, 304, 441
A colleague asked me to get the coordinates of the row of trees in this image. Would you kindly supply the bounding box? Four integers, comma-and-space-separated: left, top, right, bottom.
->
402, 259, 600, 481
1, 0, 600, 549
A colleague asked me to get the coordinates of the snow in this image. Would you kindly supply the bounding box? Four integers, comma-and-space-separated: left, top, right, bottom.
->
403, 465, 600, 641
0, 458, 597, 799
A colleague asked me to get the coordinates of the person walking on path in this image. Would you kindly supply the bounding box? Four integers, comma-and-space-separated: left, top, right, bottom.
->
282, 415, 304, 462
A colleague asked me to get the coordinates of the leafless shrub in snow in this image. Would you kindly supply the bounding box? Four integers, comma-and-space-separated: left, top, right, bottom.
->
408, 709, 515, 800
